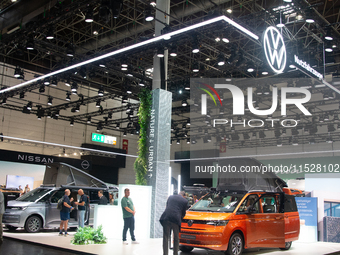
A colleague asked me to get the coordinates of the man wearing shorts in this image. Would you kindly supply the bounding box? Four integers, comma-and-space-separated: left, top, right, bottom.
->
59, 189, 73, 236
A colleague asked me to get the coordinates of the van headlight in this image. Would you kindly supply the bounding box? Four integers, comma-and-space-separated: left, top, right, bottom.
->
11, 207, 27, 211
206, 220, 229, 226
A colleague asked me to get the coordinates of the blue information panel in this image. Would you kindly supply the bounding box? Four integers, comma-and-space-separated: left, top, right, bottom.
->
295, 197, 318, 227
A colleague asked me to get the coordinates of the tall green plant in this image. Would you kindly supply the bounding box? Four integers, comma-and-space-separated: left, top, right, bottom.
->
134, 88, 152, 185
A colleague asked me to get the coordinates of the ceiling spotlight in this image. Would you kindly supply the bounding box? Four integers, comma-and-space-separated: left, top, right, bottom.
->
14, 66, 21, 78
262, 71, 268, 75
96, 123, 103, 132
26, 101, 32, 110
217, 54, 225, 66
65, 78, 71, 86
116, 123, 120, 129
87, 116, 91, 123
276, 13, 285, 28
222, 36, 229, 43
292, 138, 299, 146
70, 119, 74, 126
39, 85, 45, 93
192, 62, 199, 72
170, 47, 177, 57
55, 110, 60, 116
186, 119, 190, 126
71, 82, 78, 92
145, 7, 154, 21
66, 44, 75, 57
126, 85, 132, 94
325, 30, 333, 41
325, 42, 333, 52
93, 30, 98, 36
85, 9, 94, 23
123, 131, 127, 136
66, 92, 71, 101
1, 98, 7, 105
326, 136, 333, 144
139, 79, 145, 87
26, 38, 34, 50
47, 96, 53, 106
182, 99, 188, 107
227, 8, 232, 13
215, 37, 221, 42
75, 104, 80, 112
96, 99, 101, 107
44, 77, 50, 85
176, 139, 180, 145
98, 87, 104, 96
305, 9, 315, 23
157, 48, 164, 58
192, 41, 200, 53
46, 27, 54, 40
79, 67, 87, 78
19, 91, 25, 98
51, 77, 57, 86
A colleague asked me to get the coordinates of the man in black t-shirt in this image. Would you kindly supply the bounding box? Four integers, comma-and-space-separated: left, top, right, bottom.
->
74, 189, 88, 228
98, 190, 108, 205
59, 189, 74, 236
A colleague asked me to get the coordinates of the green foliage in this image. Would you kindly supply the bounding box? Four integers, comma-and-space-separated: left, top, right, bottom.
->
134, 88, 152, 185
71, 225, 107, 245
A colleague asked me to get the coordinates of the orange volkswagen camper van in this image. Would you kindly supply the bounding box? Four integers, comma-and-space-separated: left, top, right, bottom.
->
180, 158, 300, 255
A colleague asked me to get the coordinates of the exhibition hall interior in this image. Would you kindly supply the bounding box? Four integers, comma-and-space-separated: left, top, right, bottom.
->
1, 0, 340, 254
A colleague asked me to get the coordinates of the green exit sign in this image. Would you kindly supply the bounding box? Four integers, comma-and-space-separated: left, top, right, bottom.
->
91, 133, 116, 145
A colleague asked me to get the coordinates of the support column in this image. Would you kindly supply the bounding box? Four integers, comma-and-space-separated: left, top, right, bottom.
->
148, 0, 171, 238
152, 0, 170, 90
148, 89, 172, 238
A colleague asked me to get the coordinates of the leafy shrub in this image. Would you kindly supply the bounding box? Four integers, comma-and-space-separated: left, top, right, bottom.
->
71, 225, 107, 245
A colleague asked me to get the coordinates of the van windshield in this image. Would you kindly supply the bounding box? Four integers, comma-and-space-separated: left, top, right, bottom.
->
190, 193, 245, 213
16, 188, 52, 202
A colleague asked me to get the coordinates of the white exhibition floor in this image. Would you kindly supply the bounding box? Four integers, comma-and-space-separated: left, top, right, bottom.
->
4, 230, 340, 255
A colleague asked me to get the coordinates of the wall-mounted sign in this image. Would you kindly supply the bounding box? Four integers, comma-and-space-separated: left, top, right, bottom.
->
122, 139, 128, 154
263, 26, 287, 74
294, 55, 323, 80
91, 133, 116, 145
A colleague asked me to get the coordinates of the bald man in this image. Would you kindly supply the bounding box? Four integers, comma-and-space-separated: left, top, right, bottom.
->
74, 189, 88, 228
59, 189, 73, 236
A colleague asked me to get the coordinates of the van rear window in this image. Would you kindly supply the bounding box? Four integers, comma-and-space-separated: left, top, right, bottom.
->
284, 194, 298, 212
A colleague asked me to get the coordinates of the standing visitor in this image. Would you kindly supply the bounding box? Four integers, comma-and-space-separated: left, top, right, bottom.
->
121, 188, 138, 245
74, 189, 87, 228
160, 191, 188, 255
59, 189, 73, 236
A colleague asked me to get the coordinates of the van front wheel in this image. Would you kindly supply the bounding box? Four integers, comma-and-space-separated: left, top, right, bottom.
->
226, 233, 243, 255
280, 241, 292, 250
25, 216, 42, 233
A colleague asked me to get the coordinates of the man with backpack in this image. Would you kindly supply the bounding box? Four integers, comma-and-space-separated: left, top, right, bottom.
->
59, 189, 73, 236
74, 189, 88, 228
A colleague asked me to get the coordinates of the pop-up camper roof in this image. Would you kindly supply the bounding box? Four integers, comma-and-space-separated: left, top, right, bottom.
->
216, 158, 287, 192
43, 162, 108, 189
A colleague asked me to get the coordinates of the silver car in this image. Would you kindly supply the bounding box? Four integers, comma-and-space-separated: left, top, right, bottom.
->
3, 186, 111, 233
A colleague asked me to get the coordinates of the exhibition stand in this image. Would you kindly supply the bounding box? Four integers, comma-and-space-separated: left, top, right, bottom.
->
93, 184, 152, 240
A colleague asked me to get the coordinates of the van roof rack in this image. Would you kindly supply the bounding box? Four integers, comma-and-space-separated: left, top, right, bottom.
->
40, 184, 56, 187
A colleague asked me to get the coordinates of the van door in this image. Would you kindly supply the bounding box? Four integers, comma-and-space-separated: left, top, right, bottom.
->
237, 194, 261, 247
256, 194, 285, 248
283, 194, 300, 242
45, 189, 65, 227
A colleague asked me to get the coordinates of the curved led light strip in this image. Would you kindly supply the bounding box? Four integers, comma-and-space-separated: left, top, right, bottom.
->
0, 15, 259, 94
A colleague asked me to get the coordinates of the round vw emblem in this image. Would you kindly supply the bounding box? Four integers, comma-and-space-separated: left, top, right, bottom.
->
81, 160, 90, 170
263, 26, 286, 74
188, 220, 194, 227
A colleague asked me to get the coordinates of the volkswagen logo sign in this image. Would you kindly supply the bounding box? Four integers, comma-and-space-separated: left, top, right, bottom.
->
81, 160, 90, 170
188, 220, 194, 227
263, 26, 286, 74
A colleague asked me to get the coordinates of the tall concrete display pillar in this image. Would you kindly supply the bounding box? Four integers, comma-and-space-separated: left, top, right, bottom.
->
148, 0, 171, 238
148, 89, 172, 238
